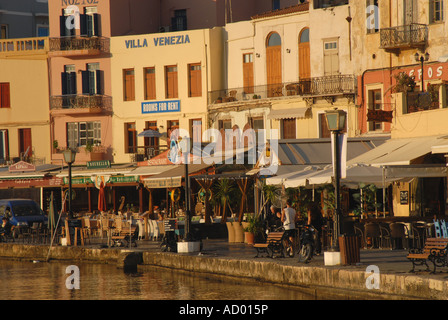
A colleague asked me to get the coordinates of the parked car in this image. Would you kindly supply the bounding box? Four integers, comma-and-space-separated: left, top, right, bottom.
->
0, 199, 46, 227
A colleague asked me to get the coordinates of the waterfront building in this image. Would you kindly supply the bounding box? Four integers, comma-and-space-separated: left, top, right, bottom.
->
345, 0, 448, 218
210, 1, 357, 147
0, 0, 49, 39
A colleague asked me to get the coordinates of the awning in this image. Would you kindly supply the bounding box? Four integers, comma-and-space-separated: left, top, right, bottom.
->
125, 165, 175, 177
267, 107, 309, 120
265, 165, 321, 185
348, 135, 448, 167
385, 165, 447, 178
143, 163, 211, 189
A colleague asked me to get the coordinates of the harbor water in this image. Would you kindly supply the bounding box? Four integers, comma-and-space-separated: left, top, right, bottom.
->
0, 259, 318, 300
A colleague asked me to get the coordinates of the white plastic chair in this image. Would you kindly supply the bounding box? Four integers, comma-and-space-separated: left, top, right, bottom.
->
148, 219, 154, 240
137, 220, 144, 240
152, 220, 160, 241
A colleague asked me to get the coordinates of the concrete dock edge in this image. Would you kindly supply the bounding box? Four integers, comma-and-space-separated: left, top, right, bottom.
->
0, 243, 446, 299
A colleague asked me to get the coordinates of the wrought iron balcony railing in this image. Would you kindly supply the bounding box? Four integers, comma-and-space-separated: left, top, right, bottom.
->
380, 23, 428, 51
49, 36, 110, 53
50, 94, 112, 111
208, 75, 356, 105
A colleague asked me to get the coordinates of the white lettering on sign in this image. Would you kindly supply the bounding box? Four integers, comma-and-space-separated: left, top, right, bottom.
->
408, 66, 444, 80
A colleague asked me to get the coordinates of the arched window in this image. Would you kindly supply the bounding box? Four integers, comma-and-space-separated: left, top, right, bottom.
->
267, 32, 282, 47
299, 28, 310, 44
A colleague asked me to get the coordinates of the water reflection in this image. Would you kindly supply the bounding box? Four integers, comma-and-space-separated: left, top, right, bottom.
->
0, 260, 315, 300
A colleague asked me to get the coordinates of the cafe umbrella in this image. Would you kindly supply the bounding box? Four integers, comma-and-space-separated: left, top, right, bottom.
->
98, 181, 107, 212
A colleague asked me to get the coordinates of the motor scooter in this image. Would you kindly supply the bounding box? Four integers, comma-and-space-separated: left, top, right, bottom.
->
298, 224, 316, 263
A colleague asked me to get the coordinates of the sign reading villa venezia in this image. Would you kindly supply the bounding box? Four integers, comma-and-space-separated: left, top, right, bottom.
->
125, 34, 191, 49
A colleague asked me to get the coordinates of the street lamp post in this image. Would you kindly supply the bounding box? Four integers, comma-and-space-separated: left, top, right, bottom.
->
63, 148, 76, 220
414, 52, 430, 92
325, 109, 347, 252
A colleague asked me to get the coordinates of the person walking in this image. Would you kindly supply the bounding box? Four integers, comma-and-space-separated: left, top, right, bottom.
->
307, 201, 323, 255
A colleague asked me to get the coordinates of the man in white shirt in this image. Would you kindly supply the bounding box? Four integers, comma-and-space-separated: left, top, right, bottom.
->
281, 199, 298, 254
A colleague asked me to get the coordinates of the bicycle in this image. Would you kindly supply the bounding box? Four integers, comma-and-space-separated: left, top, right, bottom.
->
273, 226, 298, 258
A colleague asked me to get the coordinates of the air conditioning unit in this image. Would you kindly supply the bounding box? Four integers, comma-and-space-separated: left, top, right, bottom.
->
159, 26, 170, 33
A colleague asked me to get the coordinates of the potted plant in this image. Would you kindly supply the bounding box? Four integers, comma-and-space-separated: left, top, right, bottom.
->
244, 214, 263, 245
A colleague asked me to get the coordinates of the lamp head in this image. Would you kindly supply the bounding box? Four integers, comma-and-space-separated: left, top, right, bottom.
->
63, 148, 77, 164
325, 109, 347, 132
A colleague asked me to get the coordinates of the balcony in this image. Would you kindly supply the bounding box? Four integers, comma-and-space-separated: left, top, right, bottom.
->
49, 36, 110, 57
0, 37, 48, 59
208, 75, 357, 107
380, 23, 428, 54
50, 94, 112, 115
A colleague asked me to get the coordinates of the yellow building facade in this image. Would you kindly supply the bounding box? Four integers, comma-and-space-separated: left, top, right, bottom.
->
0, 37, 51, 165
110, 28, 224, 164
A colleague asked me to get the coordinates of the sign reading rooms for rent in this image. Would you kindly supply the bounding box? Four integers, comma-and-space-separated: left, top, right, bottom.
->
142, 100, 181, 114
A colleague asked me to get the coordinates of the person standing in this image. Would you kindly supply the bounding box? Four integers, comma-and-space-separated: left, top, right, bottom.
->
307, 202, 323, 255
281, 199, 298, 251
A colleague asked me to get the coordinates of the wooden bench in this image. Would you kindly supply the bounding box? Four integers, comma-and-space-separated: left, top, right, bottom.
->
407, 238, 448, 273
254, 232, 285, 258
111, 227, 138, 247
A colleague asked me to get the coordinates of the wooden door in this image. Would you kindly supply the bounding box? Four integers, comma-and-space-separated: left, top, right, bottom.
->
282, 119, 296, 139
19, 128, 32, 158
266, 33, 282, 97
243, 53, 254, 94
299, 28, 310, 79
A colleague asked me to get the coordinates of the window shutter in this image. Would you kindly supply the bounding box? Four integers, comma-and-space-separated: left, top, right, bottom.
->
96, 70, 103, 95
0, 83, 10, 108
93, 14, 100, 36
69, 72, 77, 95
61, 72, 68, 95
81, 71, 90, 94
80, 14, 88, 36
60, 15, 70, 37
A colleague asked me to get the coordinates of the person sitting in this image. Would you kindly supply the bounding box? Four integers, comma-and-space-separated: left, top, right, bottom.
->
0, 217, 12, 238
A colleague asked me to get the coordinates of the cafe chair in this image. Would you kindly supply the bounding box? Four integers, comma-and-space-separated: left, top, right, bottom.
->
389, 222, 409, 250
379, 223, 392, 250
364, 223, 382, 249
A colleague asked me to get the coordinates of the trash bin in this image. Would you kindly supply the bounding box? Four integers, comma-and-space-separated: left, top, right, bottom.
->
338, 235, 361, 265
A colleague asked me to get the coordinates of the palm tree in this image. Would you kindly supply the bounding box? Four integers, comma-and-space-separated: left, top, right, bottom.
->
213, 178, 236, 223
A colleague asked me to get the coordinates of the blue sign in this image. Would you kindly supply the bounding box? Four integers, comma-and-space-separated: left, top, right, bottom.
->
142, 100, 181, 114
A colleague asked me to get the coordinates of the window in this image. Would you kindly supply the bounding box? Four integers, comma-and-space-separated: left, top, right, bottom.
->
61, 8, 76, 37
144, 121, 159, 152
172, 9, 187, 31
0, 83, 10, 109
281, 119, 296, 139
366, 0, 379, 33
165, 65, 178, 99
82, 63, 102, 95
81, 6, 100, 37
67, 121, 101, 149
218, 119, 232, 131
125, 122, 137, 153
167, 120, 180, 140
272, 0, 280, 10
62, 65, 77, 95
190, 119, 202, 144
144, 67, 156, 100
323, 40, 339, 76
249, 117, 264, 145
243, 53, 254, 94
188, 63, 202, 97
0, 130, 9, 162
123, 69, 135, 101
0, 25, 7, 39
18, 128, 32, 158
368, 89, 383, 131
430, 0, 444, 23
